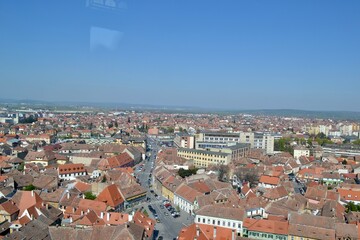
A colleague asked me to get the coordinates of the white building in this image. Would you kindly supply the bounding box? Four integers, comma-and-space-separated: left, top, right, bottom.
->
239, 132, 275, 155
293, 146, 310, 159
174, 133, 195, 149
174, 184, 202, 215
195, 205, 245, 236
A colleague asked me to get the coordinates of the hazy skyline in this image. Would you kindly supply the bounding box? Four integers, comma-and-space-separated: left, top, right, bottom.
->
1, 0, 359, 111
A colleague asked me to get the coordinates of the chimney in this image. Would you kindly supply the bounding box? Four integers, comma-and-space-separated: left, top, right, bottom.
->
100, 212, 104, 219
213, 226, 217, 239
196, 224, 200, 237
232, 229, 235, 240
107, 212, 110, 221
69, 217, 73, 223
31, 190, 34, 197
67, 191, 70, 199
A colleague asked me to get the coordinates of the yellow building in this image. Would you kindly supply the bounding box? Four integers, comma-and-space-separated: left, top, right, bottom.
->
177, 148, 230, 168
177, 144, 250, 168
307, 126, 320, 135
161, 175, 182, 202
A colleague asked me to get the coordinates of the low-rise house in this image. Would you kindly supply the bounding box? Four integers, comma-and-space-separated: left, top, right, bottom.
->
288, 212, 336, 240
133, 211, 155, 239
38, 188, 66, 209
178, 223, 238, 240
174, 184, 202, 215
24, 150, 57, 166
48, 223, 145, 240
96, 184, 124, 212
24, 134, 53, 144
258, 175, 280, 188
161, 175, 182, 202
338, 188, 360, 205
119, 184, 147, 208
59, 143, 96, 154
243, 218, 289, 240
195, 205, 246, 236
32, 175, 58, 193
0, 199, 19, 222
335, 223, 359, 240
58, 163, 87, 180
296, 167, 324, 182
322, 172, 343, 185
98, 152, 134, 170
293, 146, 310, 159
262, 186, 289, 202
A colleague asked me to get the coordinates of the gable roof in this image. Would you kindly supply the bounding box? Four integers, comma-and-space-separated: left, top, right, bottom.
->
175, 184, 202, 203
96, 184, 124, 208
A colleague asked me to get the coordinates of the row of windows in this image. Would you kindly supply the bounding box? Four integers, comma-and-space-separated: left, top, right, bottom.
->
182, 155, 226, 161
248, 231, 286, 240
180, 151, 227, 158
196, 217, 241, 229
205, 137, 238, 141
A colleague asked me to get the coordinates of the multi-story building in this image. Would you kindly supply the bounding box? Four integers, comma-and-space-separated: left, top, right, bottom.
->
177, 143, 250, 168
196, 131, 274, 154
319, 125, 332, 136
239, 132, 275, 155
196, 132, 240, 144
340, 124, 353, 136
174, 133, 195, 149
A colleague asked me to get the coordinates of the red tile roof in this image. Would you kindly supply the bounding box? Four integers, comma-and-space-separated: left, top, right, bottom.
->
96, 184, 124, 208
259, 175, 280, 185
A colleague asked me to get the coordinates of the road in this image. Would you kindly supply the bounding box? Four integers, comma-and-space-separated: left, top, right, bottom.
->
134, 136, 194, 240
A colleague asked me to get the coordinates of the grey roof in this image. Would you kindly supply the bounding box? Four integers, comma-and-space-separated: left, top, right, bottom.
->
178, 148, 229, 156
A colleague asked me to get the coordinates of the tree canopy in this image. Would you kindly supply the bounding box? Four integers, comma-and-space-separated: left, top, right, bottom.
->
84, 191, 96, 200
178, 168, 198, 178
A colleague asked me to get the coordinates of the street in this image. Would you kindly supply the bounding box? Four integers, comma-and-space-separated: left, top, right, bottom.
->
134, 136, 194, 240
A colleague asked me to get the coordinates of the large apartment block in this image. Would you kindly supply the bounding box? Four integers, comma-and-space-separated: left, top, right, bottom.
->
174, 133, 195, 149
177, 143, 250, 168
196, 131, 274, 154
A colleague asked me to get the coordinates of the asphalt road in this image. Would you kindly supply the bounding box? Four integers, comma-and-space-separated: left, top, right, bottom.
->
134, 136, 194, 240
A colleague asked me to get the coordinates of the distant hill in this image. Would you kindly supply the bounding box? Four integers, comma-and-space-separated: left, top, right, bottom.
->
1, 99, 359, 121
229, 109, 360, 121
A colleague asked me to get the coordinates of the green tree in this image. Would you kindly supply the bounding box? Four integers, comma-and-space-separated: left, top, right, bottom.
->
84, 191, 96, 200
178, 168, 198, 178
18, 162, 25, 171
101, 175, 107, 183
217, 164, 229, 182
23, 184, 36, 191
353, 139, 360, 145
345, 201, 360, 213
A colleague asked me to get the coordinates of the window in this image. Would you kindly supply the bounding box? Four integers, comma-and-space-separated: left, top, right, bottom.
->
202, 218, 205, 223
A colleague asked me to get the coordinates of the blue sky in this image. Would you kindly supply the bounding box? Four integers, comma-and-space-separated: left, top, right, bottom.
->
0, 0, 359, 111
